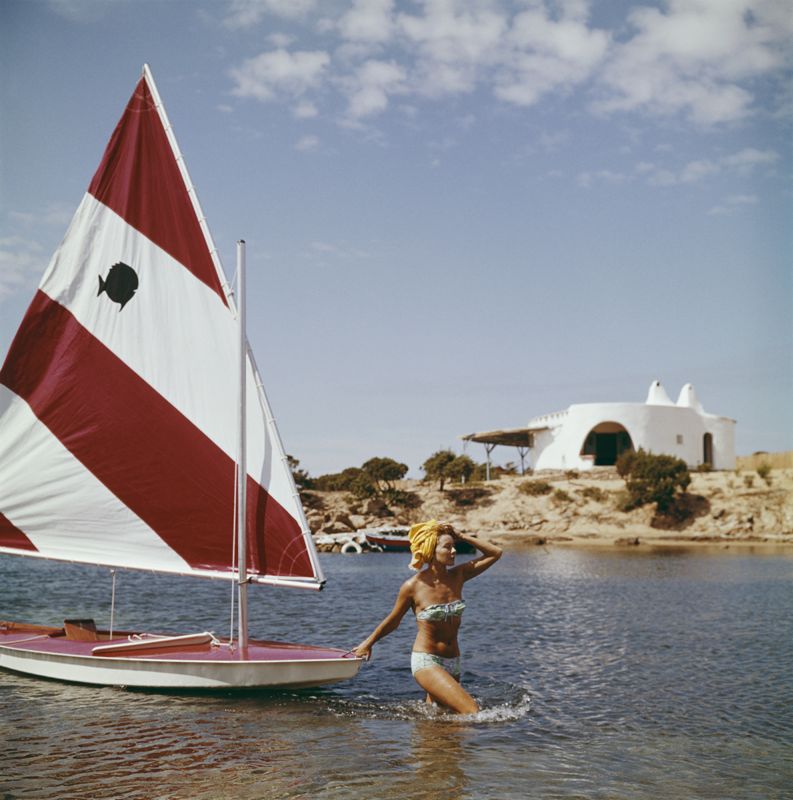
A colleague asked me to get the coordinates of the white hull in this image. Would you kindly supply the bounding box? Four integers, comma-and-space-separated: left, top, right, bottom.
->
0, 640, 361, 689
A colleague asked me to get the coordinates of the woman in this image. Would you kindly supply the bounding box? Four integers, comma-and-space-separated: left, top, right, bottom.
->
353, 520, 502, 714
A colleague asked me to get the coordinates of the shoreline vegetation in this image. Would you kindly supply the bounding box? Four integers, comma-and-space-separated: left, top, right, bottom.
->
301, 452, 793, 553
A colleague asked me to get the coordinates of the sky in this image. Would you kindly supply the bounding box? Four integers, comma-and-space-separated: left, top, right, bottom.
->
1, 0, 791, 478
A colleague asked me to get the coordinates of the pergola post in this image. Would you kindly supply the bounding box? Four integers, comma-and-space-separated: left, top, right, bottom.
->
484, 443, 497, 481
517, 445, 530, 475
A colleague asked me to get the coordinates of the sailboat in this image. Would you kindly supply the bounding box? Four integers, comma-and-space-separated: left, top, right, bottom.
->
0, 66, 362, 689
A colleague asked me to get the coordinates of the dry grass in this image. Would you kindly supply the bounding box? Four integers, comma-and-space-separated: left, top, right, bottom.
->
736, 450, 793, 470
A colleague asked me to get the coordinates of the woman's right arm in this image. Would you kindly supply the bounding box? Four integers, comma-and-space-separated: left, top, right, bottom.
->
352, 580, 413, 660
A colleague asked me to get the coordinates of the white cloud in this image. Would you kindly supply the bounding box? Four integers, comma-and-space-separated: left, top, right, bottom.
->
708, 193, 759, 215
224, 0, 790, 129
398, 1, 507, 97
595, 0, 793, 124
339, 0, 394, 43
10, 203, 73, 228
223, 0, 317, 29
577, 169, 629, 188
230, 49, 330, 101
640, 147, 780, 186
293, 100, 319, 118
295, 134, 320, 151
0, 236, 46, 303
342, 59, 406, 119
48, 0, 120, 22
496, 6, 609, 106
305, 240, 371, 262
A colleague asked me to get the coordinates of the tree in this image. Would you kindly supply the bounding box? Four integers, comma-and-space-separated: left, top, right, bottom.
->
421, 449, 457, 491
361, 457, 408, 493
286, 454, 314, 489
447, 454, 475, 484
617, 448, 690, 513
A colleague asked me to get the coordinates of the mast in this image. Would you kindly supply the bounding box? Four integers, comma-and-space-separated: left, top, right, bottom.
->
237, 240, 248, 651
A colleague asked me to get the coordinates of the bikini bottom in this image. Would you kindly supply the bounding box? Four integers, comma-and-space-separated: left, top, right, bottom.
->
410, 651, 461, 680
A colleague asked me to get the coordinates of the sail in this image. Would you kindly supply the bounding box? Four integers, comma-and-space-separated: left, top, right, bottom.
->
0, 67, 322, 588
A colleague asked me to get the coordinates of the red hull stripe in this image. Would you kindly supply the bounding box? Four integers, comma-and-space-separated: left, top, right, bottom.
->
88, 77, 226, 306
0, 512, 38, 552
0, 292, 313, 578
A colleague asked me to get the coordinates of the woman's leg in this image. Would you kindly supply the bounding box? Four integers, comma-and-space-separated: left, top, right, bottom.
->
414, 667, 479, 714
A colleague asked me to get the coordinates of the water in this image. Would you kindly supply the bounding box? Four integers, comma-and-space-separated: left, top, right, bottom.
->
2, 548, 792, 799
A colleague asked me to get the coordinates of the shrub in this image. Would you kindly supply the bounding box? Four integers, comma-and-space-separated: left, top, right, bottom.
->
564, 470, 579, 479
618, 448, 691, 513
743, 474, 754, 488
383, 488, 421, 508
580, 485, 608, 503
287, 454, 315, 489
616, 449, 638, 478
696, 463, 713, 473
447, 486, 492, 507
551, 488, 572, 505
314, 467, 375, 497
518, 480, 552, 496
756, 463, 772, 485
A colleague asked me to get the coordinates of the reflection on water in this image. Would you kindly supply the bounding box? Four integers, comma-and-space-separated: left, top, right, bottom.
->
2, 549, 792, 799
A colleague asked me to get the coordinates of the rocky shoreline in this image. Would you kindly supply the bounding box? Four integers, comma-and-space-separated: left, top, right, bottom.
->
304, 468, 793, 552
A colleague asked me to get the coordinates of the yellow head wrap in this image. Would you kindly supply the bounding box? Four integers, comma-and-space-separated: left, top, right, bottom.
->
408, 520, 441, 571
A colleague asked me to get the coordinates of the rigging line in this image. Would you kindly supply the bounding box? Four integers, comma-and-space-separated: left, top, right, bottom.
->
109, 569, 117, 639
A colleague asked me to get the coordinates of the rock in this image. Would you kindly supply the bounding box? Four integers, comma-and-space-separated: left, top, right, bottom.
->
322, 520, 353, 534
364, 497, 392, 516
349, 514, 367, 529
332, 513, 355, 529
614, 537, 641, 546
306, 514, 324, 533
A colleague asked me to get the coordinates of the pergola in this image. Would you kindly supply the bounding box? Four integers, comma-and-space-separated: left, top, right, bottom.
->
460, 425, 549, 480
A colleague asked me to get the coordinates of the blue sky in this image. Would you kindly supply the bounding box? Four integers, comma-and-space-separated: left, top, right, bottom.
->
1, 0, 791, 477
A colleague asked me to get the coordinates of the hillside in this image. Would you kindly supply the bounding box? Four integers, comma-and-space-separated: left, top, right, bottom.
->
303, 467, 793, 550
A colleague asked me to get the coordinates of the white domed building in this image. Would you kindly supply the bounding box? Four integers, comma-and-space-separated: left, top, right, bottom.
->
462, 381, 736, 474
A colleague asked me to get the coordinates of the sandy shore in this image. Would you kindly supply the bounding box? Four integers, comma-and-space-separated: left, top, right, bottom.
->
305, 467, 793, 552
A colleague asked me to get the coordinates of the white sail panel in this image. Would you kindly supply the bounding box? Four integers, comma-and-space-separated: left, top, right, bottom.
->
0, 386, 193, 573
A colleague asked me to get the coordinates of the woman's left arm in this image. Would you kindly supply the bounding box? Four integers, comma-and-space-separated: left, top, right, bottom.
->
455, 531, 502, 581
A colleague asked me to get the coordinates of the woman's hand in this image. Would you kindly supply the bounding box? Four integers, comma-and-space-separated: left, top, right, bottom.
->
352, 642, 372, 661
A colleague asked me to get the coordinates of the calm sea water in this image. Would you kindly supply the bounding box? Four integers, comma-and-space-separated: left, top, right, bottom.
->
1, 548, 792, 800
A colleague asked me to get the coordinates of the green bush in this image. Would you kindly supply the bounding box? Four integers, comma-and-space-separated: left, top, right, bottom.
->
518, 480, 552, 496
615, 449, 638, 478
618, 448, 691, 513
314, 467, 378, 500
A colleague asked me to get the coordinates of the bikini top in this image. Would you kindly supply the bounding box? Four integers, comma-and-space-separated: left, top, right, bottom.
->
415, 599, 466, 622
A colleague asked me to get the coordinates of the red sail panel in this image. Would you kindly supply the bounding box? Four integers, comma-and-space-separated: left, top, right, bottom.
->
0, 292, 313, 579
0, 512, 38, 552
88, 76, 227, 306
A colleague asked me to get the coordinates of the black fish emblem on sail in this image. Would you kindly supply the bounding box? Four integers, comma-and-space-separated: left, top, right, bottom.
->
98, 262, 138, 311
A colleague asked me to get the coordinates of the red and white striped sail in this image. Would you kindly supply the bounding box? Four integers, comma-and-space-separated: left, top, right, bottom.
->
0, 67, 322, 588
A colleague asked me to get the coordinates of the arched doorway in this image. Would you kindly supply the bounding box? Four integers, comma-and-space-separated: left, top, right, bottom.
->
703, 433, 713, 466
581, 422, 634, 466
